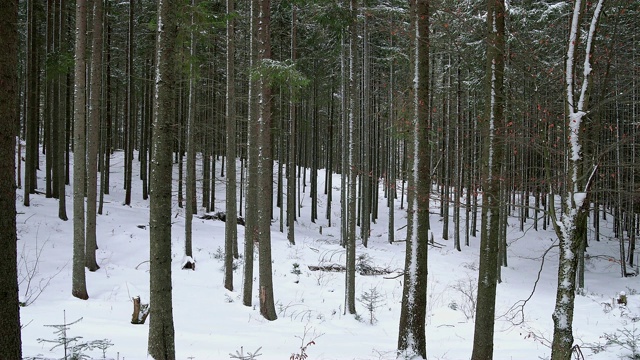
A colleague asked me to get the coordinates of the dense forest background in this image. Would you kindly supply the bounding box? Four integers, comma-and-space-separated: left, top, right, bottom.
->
2, 0, 639, 359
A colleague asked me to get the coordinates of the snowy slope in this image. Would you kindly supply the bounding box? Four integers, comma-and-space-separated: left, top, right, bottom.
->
16, 149, 639, 360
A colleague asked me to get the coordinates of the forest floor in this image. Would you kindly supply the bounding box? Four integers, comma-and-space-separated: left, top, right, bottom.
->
16, 149, 640, 360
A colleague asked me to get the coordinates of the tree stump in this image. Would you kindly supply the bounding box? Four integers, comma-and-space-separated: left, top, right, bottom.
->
131, 296, 150, 324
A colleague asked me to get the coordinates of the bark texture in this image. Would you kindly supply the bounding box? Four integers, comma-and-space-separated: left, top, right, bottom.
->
72, 0, 89, 300
471, 0, 505, 358
148, 0, 177, 357
224, 0, 237, 292
257, 0, 277, 321
397, 0, 430, 358
0, 0, 23, 356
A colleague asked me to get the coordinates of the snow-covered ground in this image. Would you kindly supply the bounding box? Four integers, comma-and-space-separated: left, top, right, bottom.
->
16, 149, 640, 360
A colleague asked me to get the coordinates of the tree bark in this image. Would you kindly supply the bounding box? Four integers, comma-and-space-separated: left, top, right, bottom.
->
397, 0, 429, 358
550, 1, 605, 358
124, 0, 134, 206
257, 0, 277, 321
224, 0, 237, 291
85, 0, 103, 272
286, 6, 297, 246
0, 0, 23, 356
147, 0, 177, 357
471, 0, 505, 358
57, 0, 68, 221
185, 0, 197, 260
71, 0, 89, 300
24, 0, 39, 207
345, 0, 359, 316
242, 0, 259, 307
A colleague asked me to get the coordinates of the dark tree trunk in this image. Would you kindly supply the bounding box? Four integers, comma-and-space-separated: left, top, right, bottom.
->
256, 0, 277, 322
147, 0, 178, 358
471, 0, 505, 358
0, 0, 23, 356
397, 0, 430, 358
224, 0, 237, 291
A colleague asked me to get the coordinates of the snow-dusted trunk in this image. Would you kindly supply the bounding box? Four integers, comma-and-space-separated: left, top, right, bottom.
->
287, 6, 296, 245
185, 0, 197, 259
85, 0, 103, 273
224, 0, 237, 292
242, 0, 259, 308
71, 0, 89, 301
550, 1, 605, 359
124, 0, 134, 206
361, 14, 371, 247
148, 0, 177, 357
397, 0, 430, 358
471, 0, 505, 358
345, 0, 358, 316
256, 0, 277, 322
340, 32, 347, 248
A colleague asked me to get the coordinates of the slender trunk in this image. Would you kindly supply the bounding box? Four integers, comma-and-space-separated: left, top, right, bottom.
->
551, 1, 605, 358
85, 0, 103, 272
242, 0, 259, 307
57, 0, 68, 220
124, 0, 134, 206
286, 6, 296, 245
71, 0, 89, 300
224, 0, 237, 291
24, 0, 38, 206
185, 0, 197, 259
345, 0, 358, 316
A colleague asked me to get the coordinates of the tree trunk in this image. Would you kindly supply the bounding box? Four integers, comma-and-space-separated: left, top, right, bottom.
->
24, 0, 39, 207
397, 1, 429, 358
124, 0, 134, 206
550, 1, 605, 358
147, 0, 177, 357
85, 0, 103, 272
471, 0, 505, 358
242, 0, 259, 307
71, 0, 89, 301
185, 0, 197, 260
0, 1, 23, 356
345, 0, 358, 316
286, 6, 297, 246
257, 0, 277, 321
224, 0, 237, 291
56, 0, 68, 221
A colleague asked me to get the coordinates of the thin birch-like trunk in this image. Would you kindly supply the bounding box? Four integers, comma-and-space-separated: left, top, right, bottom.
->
550, 1, 605, 358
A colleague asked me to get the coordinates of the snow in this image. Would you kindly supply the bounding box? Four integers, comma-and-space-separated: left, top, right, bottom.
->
16, 148, 639, 360
573, 192, 587, 208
